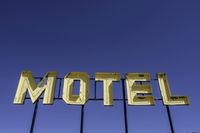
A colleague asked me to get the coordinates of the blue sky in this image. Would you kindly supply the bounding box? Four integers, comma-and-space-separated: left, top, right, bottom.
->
0, 0, 200, 133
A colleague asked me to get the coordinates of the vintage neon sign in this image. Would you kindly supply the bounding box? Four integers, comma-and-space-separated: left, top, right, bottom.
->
13, 71, 190, 106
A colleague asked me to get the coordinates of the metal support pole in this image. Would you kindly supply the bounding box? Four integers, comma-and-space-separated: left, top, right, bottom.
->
166, 105, 175, 133
30, 100, 39, 133
94, 81, 97, 99
80, 105, 85, 133
30, 78, 43, 133
57, 78, 62, 98
155, 76, 175, 133
122, 79, 128, 133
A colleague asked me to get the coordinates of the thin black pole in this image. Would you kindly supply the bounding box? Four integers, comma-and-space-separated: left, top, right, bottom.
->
30, 100, 39, 133
166, 105, 175, 133
80, 105, 85, 133
57, 78, 62, 98
122, 79, 128, 133
155, 76, 175, 133
30, 78, 43, 133
94, 81, 97, 99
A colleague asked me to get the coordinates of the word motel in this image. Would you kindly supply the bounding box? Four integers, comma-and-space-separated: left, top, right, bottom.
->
13, 71, 190, 106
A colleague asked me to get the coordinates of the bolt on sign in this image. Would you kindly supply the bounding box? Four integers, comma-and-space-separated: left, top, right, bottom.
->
13, 71, 190, 106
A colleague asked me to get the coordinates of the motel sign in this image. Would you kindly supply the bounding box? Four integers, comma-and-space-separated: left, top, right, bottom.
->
13, 71, 190, 106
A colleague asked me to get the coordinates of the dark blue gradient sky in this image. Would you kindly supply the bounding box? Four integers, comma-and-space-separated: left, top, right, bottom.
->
0, 0, 200, 133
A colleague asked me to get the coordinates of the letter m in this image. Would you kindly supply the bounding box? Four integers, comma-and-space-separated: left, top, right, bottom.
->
13, 71, 57, 104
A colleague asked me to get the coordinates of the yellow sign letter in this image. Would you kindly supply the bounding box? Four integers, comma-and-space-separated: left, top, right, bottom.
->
13, 71, 57, 104
157, 73, 190, 105
95, 72, 120, 106
125, 73, 155, 105
62, 72, 89, 105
